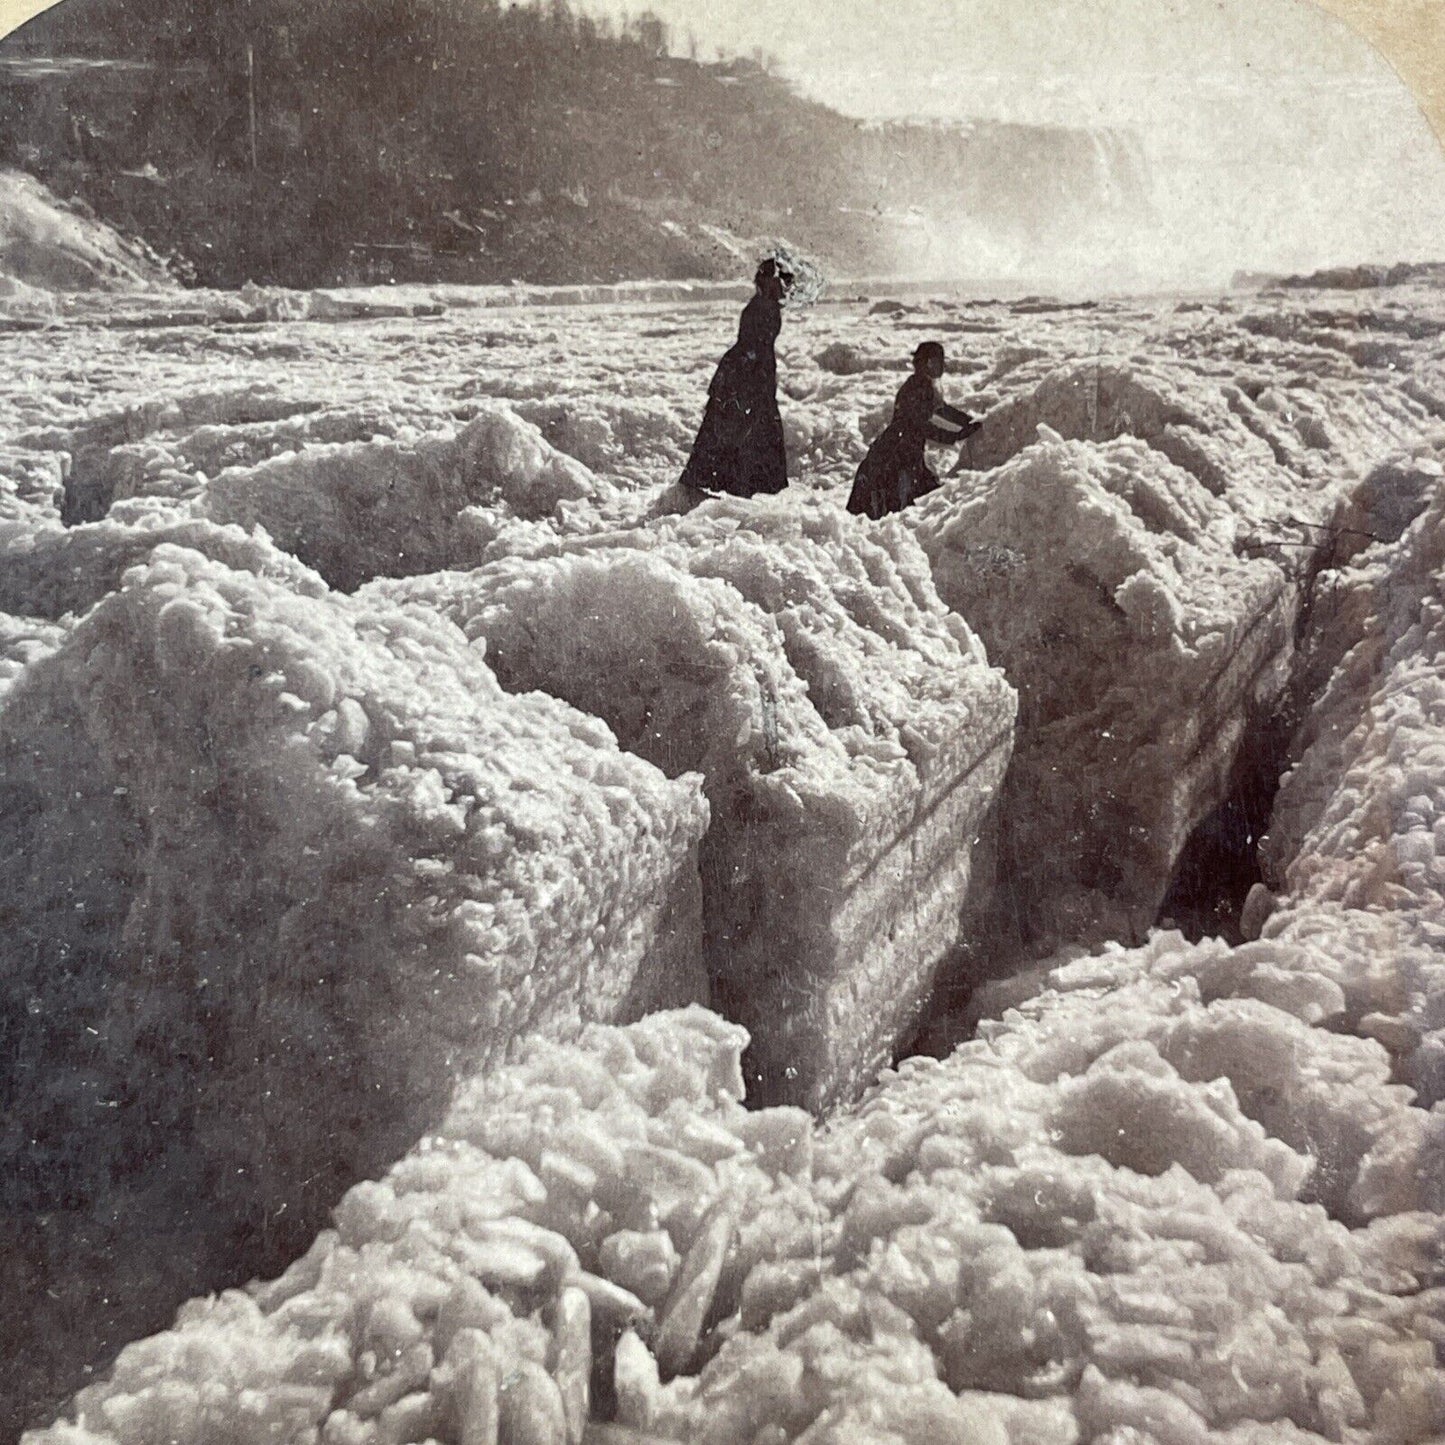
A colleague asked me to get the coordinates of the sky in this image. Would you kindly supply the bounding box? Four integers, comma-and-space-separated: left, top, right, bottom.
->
577, 0, 1445, 285
584, 0, 1375, 123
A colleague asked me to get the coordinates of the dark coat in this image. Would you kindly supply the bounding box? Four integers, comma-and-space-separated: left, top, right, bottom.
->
846, 373, 967, 520
680, 292, 789, 497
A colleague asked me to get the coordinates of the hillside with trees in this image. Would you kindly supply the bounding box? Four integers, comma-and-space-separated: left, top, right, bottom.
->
0, 0, 1152, 287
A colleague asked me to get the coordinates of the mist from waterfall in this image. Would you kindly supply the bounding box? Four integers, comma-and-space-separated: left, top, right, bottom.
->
580, 0, 1445, 292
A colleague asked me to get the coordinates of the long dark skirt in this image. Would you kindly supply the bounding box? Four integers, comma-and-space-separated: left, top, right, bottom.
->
680, 357, 788, 497
846, 429, 938, 520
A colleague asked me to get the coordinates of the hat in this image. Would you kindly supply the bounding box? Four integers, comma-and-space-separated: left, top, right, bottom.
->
755, 256, 796, 289
913, 341, 945, 368
759, 245, 824, 308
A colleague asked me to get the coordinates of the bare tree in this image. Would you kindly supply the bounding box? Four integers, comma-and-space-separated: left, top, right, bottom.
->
632, 10, 669, 58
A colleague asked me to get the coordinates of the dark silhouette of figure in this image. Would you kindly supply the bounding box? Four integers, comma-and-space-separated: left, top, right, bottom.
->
846, 341, 979, 520
680, 258, 794, 497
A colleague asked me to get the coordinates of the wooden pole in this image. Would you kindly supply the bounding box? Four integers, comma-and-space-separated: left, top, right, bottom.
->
247, 41, 258, 171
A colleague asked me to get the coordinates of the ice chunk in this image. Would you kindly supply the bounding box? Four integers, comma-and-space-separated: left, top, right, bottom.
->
912, 433, 1295, 954
77, 403, 426, 514
958, 361, 1263, 504
0, 515, 327, 620
0, 610, 66, 703
0, 446, 65, 526
0, 547, 706, 1428
26, 971, 1445, 1445
24, 1011, 767, 1445
511, 395, 691, 484
37, 385, 329, 524
201, 406, 618, 591
1049, 1038, 1312, 1197
368, 496, 1015, 1110
1263, 480, 1445, 1101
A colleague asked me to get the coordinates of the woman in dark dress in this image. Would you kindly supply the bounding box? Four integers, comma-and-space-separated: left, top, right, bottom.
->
846, 341, 979, 520
679, 257, 794, 497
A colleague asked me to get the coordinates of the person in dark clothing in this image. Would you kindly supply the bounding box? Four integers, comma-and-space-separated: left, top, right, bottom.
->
846, 341, 980, 520
679, 257, 794, 497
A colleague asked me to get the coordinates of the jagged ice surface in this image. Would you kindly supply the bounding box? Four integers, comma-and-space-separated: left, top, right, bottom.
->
0, 546, 707, 1433
365, 498, 1015, 1111
3, 275, 1445, 1440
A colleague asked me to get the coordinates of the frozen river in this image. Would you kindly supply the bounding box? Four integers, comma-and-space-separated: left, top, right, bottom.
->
3, 271, 1444, 1442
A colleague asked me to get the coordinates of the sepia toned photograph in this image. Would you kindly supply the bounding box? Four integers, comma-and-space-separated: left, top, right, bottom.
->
0, 0, 1443, 1440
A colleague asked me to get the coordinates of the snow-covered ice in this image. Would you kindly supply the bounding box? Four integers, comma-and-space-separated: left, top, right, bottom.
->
365, 498, 1015, 1111
199, 407, 623, 592
0, 610, 65, 702
0, 547, 707, 1428
3, 268, 1445, 1439
1260, 461, 1445, 1109
22, 957, 1443, 1445
0, 516, 327, 620
911, 431, 1295, 954
0, 445, 65, 526
906, 332, 1445, 964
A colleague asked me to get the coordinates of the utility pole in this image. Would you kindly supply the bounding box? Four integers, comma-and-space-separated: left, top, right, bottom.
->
247, 41, 258, 171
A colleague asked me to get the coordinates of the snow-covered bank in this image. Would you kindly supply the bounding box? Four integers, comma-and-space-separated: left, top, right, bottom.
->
0, 169, 171, 295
